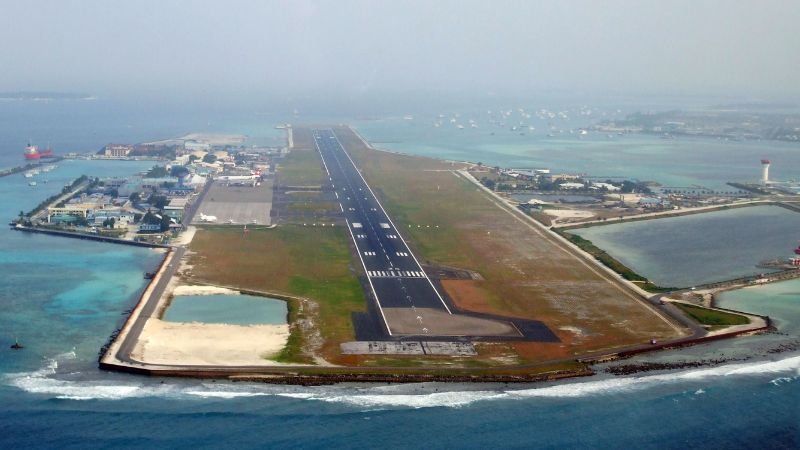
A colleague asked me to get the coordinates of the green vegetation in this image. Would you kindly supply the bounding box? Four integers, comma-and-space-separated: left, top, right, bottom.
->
674, 303, 750, 327
336, 126, 681, 357
187, 126, 683, 370
273, 293, 305, 363
188, 226, 366, 364
560, 231, 673, 292
287, 202, 339, 213
278, 149, 325, 186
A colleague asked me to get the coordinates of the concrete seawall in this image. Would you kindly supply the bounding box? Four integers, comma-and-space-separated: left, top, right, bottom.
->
579, 317, 772, 364
100, 247, 176, 369
12, 225, 170, 249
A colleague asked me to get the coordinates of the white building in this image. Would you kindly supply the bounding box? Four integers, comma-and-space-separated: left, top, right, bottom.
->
591, 182, 621, 192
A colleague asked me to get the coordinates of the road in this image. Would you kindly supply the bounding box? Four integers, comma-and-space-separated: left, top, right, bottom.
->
111, 179, 209, 364
114, 247, 185, 363
313, 129, 452, 336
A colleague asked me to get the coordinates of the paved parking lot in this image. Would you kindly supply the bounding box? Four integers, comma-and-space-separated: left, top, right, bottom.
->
192, 180, 273, 225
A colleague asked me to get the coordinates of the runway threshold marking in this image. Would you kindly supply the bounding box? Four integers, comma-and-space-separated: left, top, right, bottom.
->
367, 270, 425, 278
326, 129, 453, 314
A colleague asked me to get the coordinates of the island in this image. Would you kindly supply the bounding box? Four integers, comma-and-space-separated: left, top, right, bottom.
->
78, 125, 794, 384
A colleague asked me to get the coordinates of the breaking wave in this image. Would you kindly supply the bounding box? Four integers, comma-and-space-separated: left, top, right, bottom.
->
5, 353, 799, 408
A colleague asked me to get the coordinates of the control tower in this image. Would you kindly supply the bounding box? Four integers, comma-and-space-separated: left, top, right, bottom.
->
761, 159, 770, 185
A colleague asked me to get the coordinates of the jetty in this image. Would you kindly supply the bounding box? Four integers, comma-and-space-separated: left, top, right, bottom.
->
12, 224, 170, 248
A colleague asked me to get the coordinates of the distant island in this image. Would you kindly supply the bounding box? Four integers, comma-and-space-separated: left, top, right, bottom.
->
595, 107, 800, 142
0, 91, 95, 101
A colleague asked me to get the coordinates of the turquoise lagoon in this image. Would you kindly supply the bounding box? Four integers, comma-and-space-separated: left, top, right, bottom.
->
355, 116, 800, 190
0, 99, 798, 449
568, 205, 800, 288
163, 294, 287, 326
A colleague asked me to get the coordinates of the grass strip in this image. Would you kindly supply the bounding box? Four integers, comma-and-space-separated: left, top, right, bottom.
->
673, 303, 750, 327
558, 230, 674, 292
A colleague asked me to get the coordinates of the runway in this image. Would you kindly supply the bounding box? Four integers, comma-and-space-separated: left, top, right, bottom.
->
313, 129, 454, 336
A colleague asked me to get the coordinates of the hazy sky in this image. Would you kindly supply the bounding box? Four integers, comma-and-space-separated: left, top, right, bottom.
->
2, 0, 798, 98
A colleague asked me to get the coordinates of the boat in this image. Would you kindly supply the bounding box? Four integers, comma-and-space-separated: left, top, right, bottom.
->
10, 338, 23, 350
24, 143, 55, 160
28, 181, 37, 186
144, 272, 156, 279
795, 244, 800, 256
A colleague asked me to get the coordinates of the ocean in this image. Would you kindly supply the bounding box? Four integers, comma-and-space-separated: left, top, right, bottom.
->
0, 96, 797, 449
354, 114, 800, 190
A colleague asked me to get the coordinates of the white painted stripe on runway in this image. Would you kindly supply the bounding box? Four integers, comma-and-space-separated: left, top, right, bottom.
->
352, 222, 362, 228
340, 217, 392, 336
329, 130, 452, 314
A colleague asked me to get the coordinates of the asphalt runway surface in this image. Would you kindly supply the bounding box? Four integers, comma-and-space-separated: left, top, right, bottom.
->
315, 128, 563, 341
314, 129, 454, 335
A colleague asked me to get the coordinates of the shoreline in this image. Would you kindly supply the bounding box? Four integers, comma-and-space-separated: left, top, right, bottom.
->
95, 125, 786, 385
0, 126, 771, 385
554, 199, 798, 230
12, 224, 170, 248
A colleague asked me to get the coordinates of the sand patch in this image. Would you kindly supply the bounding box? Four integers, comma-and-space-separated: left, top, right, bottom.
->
131, 319, 290, 366
171, 226, 197, 246
172, 285, 239, 296
543, 209, 596, 220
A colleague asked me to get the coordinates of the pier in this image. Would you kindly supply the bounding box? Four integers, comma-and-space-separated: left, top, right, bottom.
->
12, 224, 170, 248
0, 157, 64, 179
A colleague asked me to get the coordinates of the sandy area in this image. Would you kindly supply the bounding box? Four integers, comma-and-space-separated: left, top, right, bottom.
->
143, 133, 246, 146
172, 226, 197, 246
172, 284, 239, 296
543, 209, 596, 220
131, 319, 290, 366
181, 133, 246, 145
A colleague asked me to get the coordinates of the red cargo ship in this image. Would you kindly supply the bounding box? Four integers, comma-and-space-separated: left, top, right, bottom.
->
24, 143, 55, 160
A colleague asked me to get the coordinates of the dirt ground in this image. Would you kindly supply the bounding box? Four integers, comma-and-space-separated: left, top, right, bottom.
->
336, 126, 684, 360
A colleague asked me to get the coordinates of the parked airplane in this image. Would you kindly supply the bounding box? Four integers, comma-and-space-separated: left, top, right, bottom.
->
199, 213, 217, 223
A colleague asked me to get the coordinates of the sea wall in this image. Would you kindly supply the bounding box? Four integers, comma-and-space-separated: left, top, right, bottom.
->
12, 225, 170, 248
